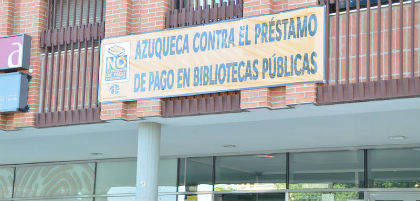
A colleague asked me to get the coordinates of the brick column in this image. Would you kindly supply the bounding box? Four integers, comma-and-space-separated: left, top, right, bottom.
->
131, 0, 170, 33
0, 0, 14, 129
240, 0, 319, 110
241, 87, 286, 109
243, 0, 317, 17
101, 0, 170, 121
287, 0, 318, 10
105, 0, 132, 37
0, 0, 14, 36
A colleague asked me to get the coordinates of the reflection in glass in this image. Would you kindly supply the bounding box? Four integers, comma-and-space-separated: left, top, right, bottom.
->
95, 161, 136, 196
215, 193, 285, 201
0, 167, 14, 199
289, 151, 364, 189
215, 154, 286, 191
368, 148, 420, 188
159, 159, 178, 192
14, 163, 95, 198
159, 194, 177, 201
95, 196, 135, 201
178, 194, 213, 201
178, 157, 213, 192
289, 192, 364, 201
27, 199, 92, 201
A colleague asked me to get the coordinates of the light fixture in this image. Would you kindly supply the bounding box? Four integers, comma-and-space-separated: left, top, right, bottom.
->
255, 154, 274, 158
90, 152, 104, 155
222, 145, 236, 148
388, 135, 406, 140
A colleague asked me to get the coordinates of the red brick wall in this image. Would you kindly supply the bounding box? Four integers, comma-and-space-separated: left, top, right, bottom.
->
244, 0, 318, 17
241, 87, 286, 109
0, 0, 48, 130
101, 0, 170, 121
0, 0, 14, 36
240, 84, 317, 110
104, 0, 132, 37
1, 0, 418, 128
240, 0, 318, 110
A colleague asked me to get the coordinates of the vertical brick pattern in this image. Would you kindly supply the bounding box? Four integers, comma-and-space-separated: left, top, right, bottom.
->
133, 0, 169, 33
240, 84, 316, 109
0, 0, 14, 36
100, 101, 137, 120
287, 0, 318, 10
101, 0, 168, 121
241, 88, 272, 108
286, 83, 317, 105
244, 0, 317, 17
137, 99, 162, 117
243, 0, 275, 16
100, 99, 162, 120
241, 0, 318, 110
105, 0, 132, 37
241, 87, 288, 109
328, 2, 420, 85
0, 0, 48, 130
105, 0, 170, 37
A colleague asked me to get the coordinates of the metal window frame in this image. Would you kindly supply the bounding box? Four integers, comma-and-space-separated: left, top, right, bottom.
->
0, 146, 419, 201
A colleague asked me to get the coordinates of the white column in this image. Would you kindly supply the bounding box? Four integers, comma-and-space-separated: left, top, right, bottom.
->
136, 122, 161, 201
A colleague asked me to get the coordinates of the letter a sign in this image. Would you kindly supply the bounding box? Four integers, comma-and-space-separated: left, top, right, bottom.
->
0, 34, 31, 72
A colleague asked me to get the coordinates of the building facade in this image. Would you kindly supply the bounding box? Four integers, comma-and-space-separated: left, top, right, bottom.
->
0, 0, 419, 200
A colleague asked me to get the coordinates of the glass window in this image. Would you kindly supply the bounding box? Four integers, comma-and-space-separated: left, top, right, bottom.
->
54, 0, 104, 28
368, 148, 420, 188
95, 160, 136, 196
0, 167, 14, 199
290, 151, 364, 189
28, 199, 92, 201
178, 157, 213, 192
178, 194, 213, 201
13, 163, 95, 198
215, 154, 286, 191
95, 196, 135, 201
289, 192, 364, 201
97, 195, 176, 201
159, 195, 177, 201
159, 159, 178, 193
215, 193, 285, 201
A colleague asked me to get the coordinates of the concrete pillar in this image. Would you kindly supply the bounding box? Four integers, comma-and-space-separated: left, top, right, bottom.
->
136, 122, 161, 201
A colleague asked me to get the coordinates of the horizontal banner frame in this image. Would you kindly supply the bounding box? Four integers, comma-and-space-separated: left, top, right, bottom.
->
99, 5, 327, 103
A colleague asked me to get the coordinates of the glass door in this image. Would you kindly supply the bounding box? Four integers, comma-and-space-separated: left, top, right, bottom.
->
368, 192, 420, 201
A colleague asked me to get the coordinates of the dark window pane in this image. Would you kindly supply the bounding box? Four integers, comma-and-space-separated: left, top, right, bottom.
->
158, 159, 178, 192
289, 192, 364, 201
178, 158, 185, 187
95, 161, 136, 195
178, 157, 213, 192
54, 0, 104, 28
215, 154, 286, 191
368, 148, 420, 188
290, 151, 364, 189
215, 193, 285, 201
368, 192, 420, 201
0, 167, 14, 199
